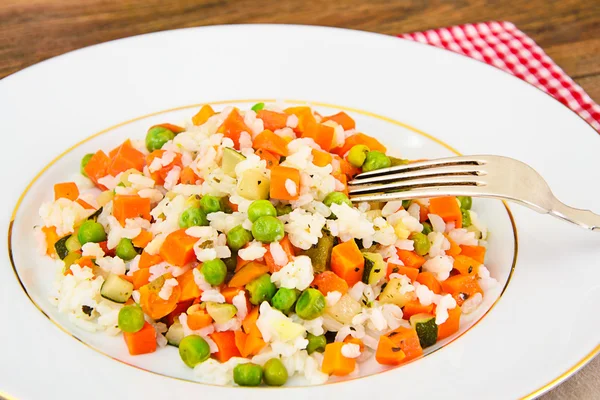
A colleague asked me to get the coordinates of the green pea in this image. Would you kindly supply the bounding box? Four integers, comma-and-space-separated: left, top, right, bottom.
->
246, 274, 277, 305
276, 203, 292, 216
201, 259, 227, 286
362, 151, 391, 172
200, 195, 223, 214
145, 126, 175, 152
251, 216, 284, 243
80, 153, 94, 177
411, 232, 431, 256
179, 335, 210, 368
295, 288, 326, 320
248, 200, 277, 222
323, 192, 352, 208
251, 102, 265, 112
421, 221, 433, 235
462, 209, 472, 228
226, 225, 253, 251
458, 196, 472, 211
179, 207, 208, 228
233, 363, 263, 386
263, 358, 288, 386
271, 288, 299, 314
118, 305, 145, 333
347, 145, 370, 167
116, 238, 137, 261
77, 220, 107, 245
306, 333, 327, 354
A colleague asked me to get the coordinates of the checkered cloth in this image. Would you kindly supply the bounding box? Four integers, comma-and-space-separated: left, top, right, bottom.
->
399, 21, 600, 131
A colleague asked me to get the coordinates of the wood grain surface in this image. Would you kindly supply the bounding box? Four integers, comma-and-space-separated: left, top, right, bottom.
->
1, 0, 599, 399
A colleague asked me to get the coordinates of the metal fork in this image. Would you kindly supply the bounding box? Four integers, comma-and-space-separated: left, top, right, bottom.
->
348, 155, 600, 231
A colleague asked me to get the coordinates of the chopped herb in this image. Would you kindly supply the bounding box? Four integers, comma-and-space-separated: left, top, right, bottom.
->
354, 267, 360, 272
468, 266, 473, 274
81, 305, 93, 316
391, 347, 402, 352
373, 268, 380, 273
392, 267, 399, 273
388, 331, 398, 337
459, 292, 469, 301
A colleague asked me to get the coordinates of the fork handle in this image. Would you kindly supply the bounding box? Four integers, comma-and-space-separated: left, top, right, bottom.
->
549, 201, 600, 231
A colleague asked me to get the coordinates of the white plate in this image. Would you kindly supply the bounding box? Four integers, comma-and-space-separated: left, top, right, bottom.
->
1, 25, 599, 400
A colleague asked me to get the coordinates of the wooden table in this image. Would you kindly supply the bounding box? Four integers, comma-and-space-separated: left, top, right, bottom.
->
1, 0, 598, 398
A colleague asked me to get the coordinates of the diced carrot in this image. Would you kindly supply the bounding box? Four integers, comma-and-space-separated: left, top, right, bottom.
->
414, 200, 429, 222
221, 286, 244, 304
235, 254, 252, 272
445, 234, 462, 257
192, 105, 215, 126
331, 240, 364, 287
269, 165, 300, 201
321, 342, 356, 376
244, 328, 266, 356
385, 326, 423, 362
41, 226, 59, 257
234, 330, 249, 357
83, 150, 111, 190
322, 111, 356, 130
402, 300, 435, 319
264, 235, 295, 273
332, 173, 348, 196
255, 148, 280, 170
311, 271, 349, 295
180, 166, 200, 185
441, 274, 483, 306
311, 149, 333, 167
226, 198, 238, 212
187, 307, 213, 330
138, 251, 163, 269
132, 230, 153, 249
459, 245, 486, 264
437, 305, 462, 340
302, 123, 335, 151
337, 156, 362, 177
132, 268, 151, 290
113, 195, 151, 226
145, 150, 183, 185
395, 249, 425, 269
76, 198, 95, 209
159, 229, 198, 267
164, 300, 193, 326
210, 331, 242, 362
108, 140, 146, 176
54, 182, 79, 201
242, 306, 259, 334
177, 269, 202, 302
218, 109, 250, 150
284, 106, 316, 134
375, 335, 407, 365
253, 129, 289, 156
75, 256, 95, 270
416, 272, 442, 294
151, 123, 185, 134
123, 322, 157, 355
453, 254, 481, 276
256, 110, 289, 131
429, 196, 463, 228
386, 263, 419, 282
334, 133, 387, 157
139, 275, 181, 320
228, 262, 269, 287
343, 336, 365, 352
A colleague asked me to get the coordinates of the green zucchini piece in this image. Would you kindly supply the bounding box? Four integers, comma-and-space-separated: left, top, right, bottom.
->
54, 235, 71, 260
361, 252, 386, 285
65, 235, 81, 252
237, 169, 270, 200
409, 313, 438, 348
206, 302, 237, 324
100, 273, 134, 303
300, 230, 335, 273
88, 206, 103, 221
165, 322, 185, 347
389, 156, 410, 167
222, 147, 246, 177
62, 252, 82, 274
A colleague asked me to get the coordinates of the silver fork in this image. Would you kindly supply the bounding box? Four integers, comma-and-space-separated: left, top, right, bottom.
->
348, 155, 600, 231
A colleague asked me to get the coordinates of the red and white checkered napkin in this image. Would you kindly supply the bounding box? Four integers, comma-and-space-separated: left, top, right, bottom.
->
399, 21, 600, 131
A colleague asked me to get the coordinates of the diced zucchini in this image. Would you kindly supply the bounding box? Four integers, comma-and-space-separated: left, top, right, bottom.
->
300, 230, 335, 273
88, 206, 103, 221
206, 302, 237, 324
65, 235, 81, 252
409, 313, 438, 348
222, 147, 246, 177
237, 169, 270, 200
325, 294, 362, 325
100, 273, 134, 303
361, 252, 386, 285
165, 322, 185, 347
62, 252, 82, 274
184, 194, 202, 209
389, 156, 410, 166
54, 235, 71, 260
379, 278, 414, 307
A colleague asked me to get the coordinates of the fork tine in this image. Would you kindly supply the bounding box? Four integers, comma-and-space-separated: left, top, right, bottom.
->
349, 185, 491, 203
348, 164, 485, 186
349, 175, 487, 195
